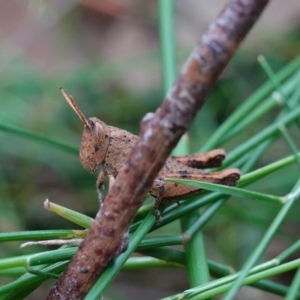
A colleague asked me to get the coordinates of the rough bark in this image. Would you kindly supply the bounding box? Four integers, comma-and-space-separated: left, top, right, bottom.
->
48, 0, 269, 298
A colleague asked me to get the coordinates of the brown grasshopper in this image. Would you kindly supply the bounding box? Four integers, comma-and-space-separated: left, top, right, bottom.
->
61, 88, 240, 222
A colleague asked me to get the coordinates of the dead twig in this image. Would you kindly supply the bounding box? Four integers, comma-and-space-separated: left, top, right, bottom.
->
47, 0, 269, 298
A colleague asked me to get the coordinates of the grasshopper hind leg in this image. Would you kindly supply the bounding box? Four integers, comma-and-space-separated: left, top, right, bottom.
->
172, 149, 226, 169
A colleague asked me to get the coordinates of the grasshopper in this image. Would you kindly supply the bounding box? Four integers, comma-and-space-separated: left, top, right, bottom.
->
61, 89, 240, 222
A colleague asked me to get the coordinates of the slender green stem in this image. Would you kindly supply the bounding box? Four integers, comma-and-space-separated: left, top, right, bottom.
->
0, 248, 76, 270
184, 198, 227, 237
201, 55, 300, 151
207, 257, 297, 298
166, 178, 284, 204
0, 261, 68, 297
0, 122, 77, 154
222, 177, 300, 300
221, 70, 299, 142
224, 105, 300, 167
257, 55, 300, 132
122, 256, 185, 270
179, 154, 210, 286
137, 235, 183, 249
240, 152, 300, 186
158, 0, 176, 92
277, 239, 300, 262
181, 214, 210, 286
126, 248, 298, 298
240, 140, 273, 173
161, 258, 300, 300
279, 125, 300, 170
0, 229, 85, 242
0, 267, 25, 277
222, 94, 280, 141
159, 2, 210, 286
25, 259, 59, 279
286, 266, 300, 300
252, 280, 300, 299
138, 247, 186, 265
137, 247, 233, 277
233, 74, 300, 173
44, 200, 94, 229
258, 55, 288, 101
208, 260, 234, 277
194, 259, 300, 300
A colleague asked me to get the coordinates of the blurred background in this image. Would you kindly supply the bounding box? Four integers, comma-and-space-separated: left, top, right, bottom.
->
0, 0, 300, 299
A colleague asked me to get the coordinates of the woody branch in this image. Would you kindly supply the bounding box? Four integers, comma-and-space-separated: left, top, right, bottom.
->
48, 0, 269, 299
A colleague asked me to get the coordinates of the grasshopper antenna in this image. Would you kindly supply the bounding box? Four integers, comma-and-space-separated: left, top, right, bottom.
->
60, 88, 90, 128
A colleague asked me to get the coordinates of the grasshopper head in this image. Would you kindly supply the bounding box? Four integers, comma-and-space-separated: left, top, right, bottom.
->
60, 88, 110, 173
80, 117, 109, 172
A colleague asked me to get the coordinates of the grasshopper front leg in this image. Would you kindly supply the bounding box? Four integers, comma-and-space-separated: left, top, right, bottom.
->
152, 177, 166, 224
96, 170, 107, 204
96, 171, 116, 204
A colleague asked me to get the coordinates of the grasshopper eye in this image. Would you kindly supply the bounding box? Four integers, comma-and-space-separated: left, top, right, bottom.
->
88, 119, 95, 129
